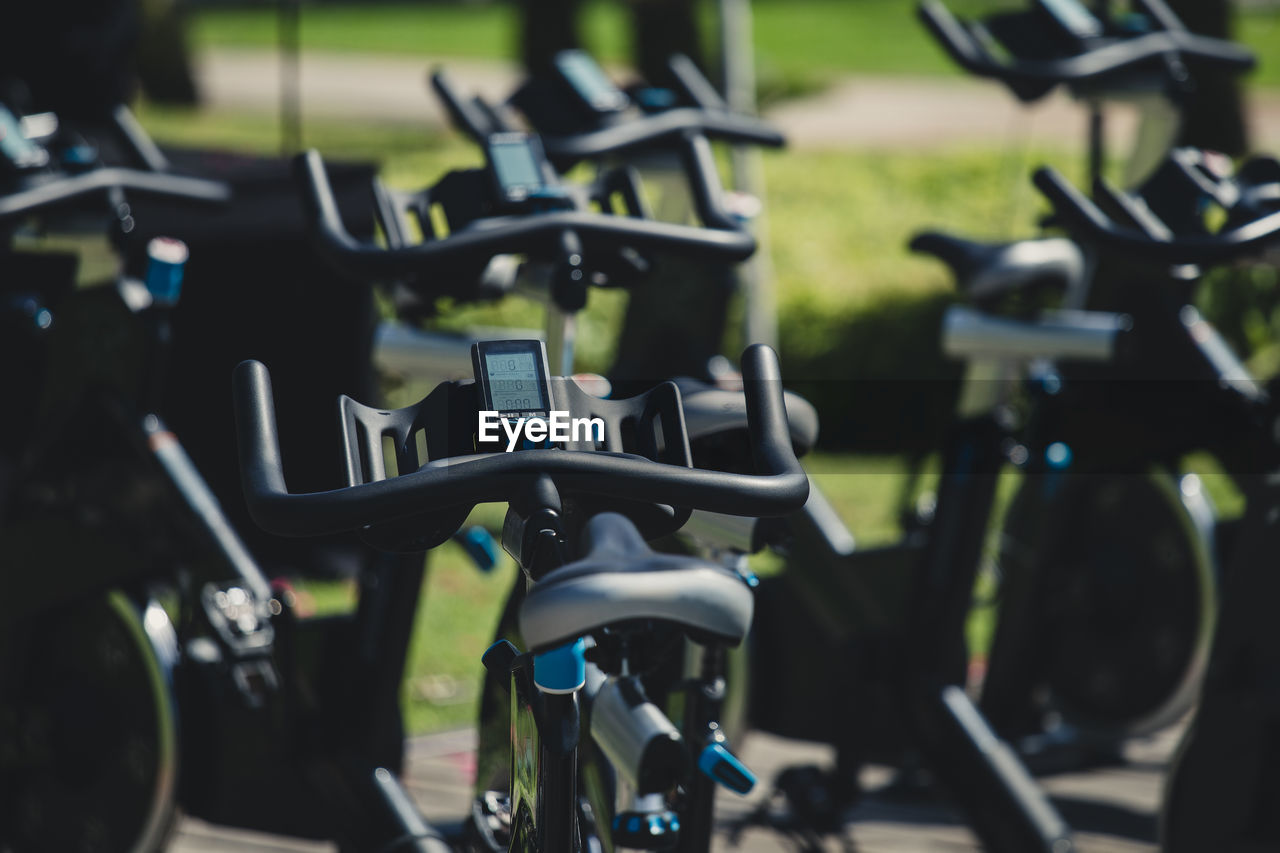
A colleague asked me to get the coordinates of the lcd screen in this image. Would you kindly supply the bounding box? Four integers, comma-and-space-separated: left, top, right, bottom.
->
490, 141, 544, 194
485, 350, 547, 413
557, 51, 628, 110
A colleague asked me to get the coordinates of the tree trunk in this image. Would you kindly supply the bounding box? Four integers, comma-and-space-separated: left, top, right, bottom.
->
518, 0, 583, 76
627, 0, 704, 88
1164, 0, 1248, 155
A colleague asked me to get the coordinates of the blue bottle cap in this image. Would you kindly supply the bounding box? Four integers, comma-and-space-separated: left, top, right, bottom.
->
145, 237, 189, 305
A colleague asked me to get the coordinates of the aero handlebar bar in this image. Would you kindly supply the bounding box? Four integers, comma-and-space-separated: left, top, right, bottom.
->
1034, 165, 1280, 265
233, 343, 809, 537
918, 0, 1255, 101
294, 149, 756, 281
538, 109, 786, 161
0, 167, 230, 222
430, 67, 784, 161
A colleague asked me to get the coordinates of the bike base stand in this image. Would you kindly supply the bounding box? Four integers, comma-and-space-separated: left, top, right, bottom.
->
914, 685, 1074, 853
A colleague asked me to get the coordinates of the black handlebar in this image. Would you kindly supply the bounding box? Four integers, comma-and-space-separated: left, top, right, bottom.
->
0, 167, 230, 222
918, 0, 1255, 102
233, 344, 809, 538
1033, 165, 1280, 265
430, 69, 511, 142
431, 64, 784, 162
539, 108, 785, 161
295, 149, 756, 282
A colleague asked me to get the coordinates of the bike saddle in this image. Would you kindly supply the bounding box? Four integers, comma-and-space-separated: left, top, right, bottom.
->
518, 512, 754, 652
909, 231, 1086, 302
674, 377, 819, 456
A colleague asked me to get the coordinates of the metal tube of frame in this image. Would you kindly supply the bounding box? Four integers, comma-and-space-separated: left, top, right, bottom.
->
538, 691, 582, 851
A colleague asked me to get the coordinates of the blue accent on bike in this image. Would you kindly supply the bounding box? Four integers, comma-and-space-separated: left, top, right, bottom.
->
612, 811, 678, 844
144, 239, 188, 305
533, 637, 586, 693
454, 526, 497, 572
528, 187, 571, 200
635, 87, 678, 111
1036, 372, 1063, 395
1045, 442, 1073, 470
697, 742, 756, 794
61, 144, 98, 167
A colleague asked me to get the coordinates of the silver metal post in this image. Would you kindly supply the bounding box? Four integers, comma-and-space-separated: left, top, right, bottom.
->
719, 0, 777, 349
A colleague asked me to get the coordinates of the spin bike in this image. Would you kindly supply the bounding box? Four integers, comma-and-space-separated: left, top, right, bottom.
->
914, 0, 1256, 752
1024, 155, 1280, 853
919, 0, 1255, 185
0, 98, 466, 853
0, 100, 263, 853
232, 338, 808, 852
292, 120, 796, 850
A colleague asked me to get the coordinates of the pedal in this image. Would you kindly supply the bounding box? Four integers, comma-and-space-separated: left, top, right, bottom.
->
772, 764, 858, 834
467, 790, 512, 852
201, 582, 275, 655
198, 581, 279, 708
611, 808, 679, 850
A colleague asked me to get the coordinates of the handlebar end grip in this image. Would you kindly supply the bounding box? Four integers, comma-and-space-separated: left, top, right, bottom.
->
292, 148, 369, 275
1033, 166, 1082, 213
917, 0, 983, 70
739, 345, 808, 509
1032, 165, 1112, 237
740, 343, 782, 386
233, 360, 290, 531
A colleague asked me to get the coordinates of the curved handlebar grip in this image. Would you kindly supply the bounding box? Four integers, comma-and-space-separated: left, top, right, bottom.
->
294, 149, 757, 282
234, 359, 289, 510
430, 68, 495, 143
918, 0, 1254, 94
740, 344, 805, 482
541, 108, 784, 164
667, 53, 728, 112
1033, 167, 1117, 237
678, 133, 740, 232
1033, 165, 1280, 265
0, 167, 230, 222
294, 149, 360, 258
917, 0, 996, 77
234, 348, 808, 539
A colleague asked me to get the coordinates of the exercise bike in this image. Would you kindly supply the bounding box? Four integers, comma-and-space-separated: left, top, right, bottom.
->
1024, 152, 1280, 853
430, 48, 784, 385
913, 0, 1256, 756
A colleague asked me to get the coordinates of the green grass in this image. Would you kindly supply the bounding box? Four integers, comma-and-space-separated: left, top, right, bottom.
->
137, 102, 1070, 378
188, 0, 1280, 90
137, 101, 1071, 340
761, 144, 1079, 312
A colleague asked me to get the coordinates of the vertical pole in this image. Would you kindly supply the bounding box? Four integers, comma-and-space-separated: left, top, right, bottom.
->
545, 306, 576, 377
719, 0, 777, 350
279, 0, 303, 156
1088, 102, 1105, 190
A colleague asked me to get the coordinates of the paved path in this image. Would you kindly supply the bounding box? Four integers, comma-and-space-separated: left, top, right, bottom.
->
170, 723, 1178, 851
194, 47, 1280, 150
